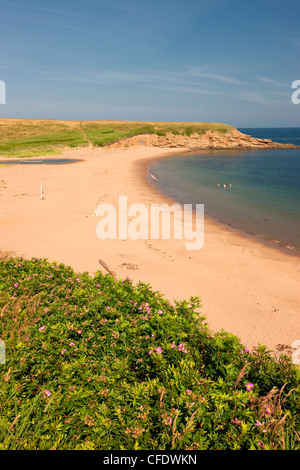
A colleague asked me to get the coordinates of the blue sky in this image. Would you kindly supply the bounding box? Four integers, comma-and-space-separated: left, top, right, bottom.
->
1, 0, 300, 127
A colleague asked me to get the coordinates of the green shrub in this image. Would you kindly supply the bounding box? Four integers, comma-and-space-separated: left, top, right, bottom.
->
0, 256, 299, 450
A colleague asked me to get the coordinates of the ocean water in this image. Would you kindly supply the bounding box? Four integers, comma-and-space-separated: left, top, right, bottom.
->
147, 128, 300, 253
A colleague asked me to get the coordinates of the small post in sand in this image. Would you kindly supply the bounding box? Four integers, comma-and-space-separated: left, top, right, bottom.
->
40, 184, 44, 200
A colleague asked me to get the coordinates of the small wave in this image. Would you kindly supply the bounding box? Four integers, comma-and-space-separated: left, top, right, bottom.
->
149, 172, 158, 182
286, 245, 300, 254
270, 241, 300, 255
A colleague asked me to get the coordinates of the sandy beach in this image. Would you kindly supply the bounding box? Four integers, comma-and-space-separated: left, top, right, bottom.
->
0, 144, 299, 354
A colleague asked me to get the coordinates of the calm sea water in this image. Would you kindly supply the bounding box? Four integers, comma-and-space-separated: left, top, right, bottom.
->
147, 128, 300, 253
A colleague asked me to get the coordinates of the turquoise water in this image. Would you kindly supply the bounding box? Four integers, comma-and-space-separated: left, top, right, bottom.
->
147, 128, 300, 253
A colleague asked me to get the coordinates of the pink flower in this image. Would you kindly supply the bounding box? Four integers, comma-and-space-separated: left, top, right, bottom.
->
69, 342, 75, 347
61, 349, 66, 355
44, 389, 51, 397
178, 343, 187, 353
170, 343, 176, 349
258, 441, 265, 449
148, 349, 153, 355
14, 283, 19, 288
77, 329, 82, 335
245, 383, 254, 391
44, 308, 49, 313
155, 347, 163, 354
38, 325, 46, 331
265, 406, 272, 415
186, 389, 192, 395
157, 310, 163, 315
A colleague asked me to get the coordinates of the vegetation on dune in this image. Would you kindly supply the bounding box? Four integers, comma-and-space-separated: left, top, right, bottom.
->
0, 255, 299, 450
0, 119, 235, 157
0, 130, 87, 157
81, 121, 233, 146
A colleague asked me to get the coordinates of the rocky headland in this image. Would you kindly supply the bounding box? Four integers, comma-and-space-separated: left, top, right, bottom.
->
107, 128, 299, 150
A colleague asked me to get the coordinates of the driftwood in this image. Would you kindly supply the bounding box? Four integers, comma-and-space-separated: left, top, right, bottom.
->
98, 259, 116, 277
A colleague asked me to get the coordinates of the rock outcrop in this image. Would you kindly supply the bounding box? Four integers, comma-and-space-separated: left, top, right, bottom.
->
107, 128, 299, 150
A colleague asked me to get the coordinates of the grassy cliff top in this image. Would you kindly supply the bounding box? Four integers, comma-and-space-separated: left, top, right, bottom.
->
0, 118, 235, 157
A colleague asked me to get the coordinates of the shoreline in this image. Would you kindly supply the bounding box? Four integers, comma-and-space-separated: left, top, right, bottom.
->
0, 145, 299, 354
136, 150, 300, 259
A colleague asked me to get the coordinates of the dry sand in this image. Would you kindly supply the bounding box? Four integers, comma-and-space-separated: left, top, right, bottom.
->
0, 145, 299, 354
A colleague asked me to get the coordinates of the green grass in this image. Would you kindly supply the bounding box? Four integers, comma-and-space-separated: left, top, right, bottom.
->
80, 121, 234, 146
0, 255, 299, 450
0, 119, 235, 157
0, 131, 87, 157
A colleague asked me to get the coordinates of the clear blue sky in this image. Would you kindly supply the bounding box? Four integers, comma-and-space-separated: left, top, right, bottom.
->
1, 0, 300, 127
